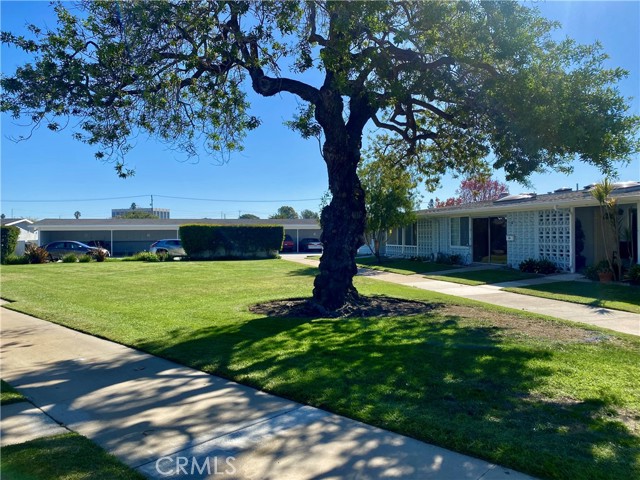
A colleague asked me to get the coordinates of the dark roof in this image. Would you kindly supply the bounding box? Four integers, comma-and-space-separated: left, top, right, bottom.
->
33, 218, 320, 227
418, 182, 640, 216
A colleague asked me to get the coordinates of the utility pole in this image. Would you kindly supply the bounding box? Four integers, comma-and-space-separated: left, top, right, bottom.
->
150, 195, 154, 210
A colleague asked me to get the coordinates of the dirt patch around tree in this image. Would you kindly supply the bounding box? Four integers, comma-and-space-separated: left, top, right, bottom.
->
249, 295, 440, 318
251, 297, 612, 344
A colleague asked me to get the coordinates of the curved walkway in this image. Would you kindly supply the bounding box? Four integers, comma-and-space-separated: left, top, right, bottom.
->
281, 255, 640, 337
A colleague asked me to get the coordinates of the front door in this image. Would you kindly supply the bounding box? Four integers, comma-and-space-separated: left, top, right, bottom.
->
473, 217, 507, 264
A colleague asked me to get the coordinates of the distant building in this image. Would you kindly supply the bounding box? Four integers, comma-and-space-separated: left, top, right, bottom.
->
112, 208, 170, 219
1, 218, 39, 255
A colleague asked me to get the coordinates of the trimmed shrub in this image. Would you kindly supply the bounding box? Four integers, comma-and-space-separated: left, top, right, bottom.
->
436, 252, 463, 265
625, 264, 640, 286
583, 264, 599, 281
180, 225, 284, 259
25, 244, 50, 264
1, 225, 20, 262
62, 253, 78, 263
3, 254, 29, 265
519, 258, 558, 274
79, 254, 93, 263
122, 252, 159, 262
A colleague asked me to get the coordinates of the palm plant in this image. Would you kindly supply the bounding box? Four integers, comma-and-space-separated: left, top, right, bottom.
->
591, 179, 621, 280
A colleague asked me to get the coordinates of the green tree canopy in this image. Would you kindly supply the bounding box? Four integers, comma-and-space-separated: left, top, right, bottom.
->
300, 209, 320, 220
2, 1, 638, 309
360, 136, 420, 261
118, 211, 159, 219
239, 213, 260, 220
270, 206, 299, 220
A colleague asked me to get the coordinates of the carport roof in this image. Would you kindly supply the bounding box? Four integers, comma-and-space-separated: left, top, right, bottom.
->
33, 218, 321, 230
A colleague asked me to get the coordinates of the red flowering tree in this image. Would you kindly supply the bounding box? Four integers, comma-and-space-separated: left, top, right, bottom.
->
435, 177, 509, 207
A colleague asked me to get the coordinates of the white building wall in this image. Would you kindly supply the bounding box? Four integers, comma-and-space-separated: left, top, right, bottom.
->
506, 211, 538, 269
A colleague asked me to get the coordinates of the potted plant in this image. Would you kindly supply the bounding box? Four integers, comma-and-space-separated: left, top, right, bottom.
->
596, 259, 614, 283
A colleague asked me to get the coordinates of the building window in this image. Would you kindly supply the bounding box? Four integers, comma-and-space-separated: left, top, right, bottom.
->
451, 217, 470, 247
404, 223, 418, 246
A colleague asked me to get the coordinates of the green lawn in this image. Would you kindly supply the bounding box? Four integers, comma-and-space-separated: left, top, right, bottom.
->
356, 256, 457, 275
425, 268, 540, 286
1, 433, 145, 480
1, 260, 639, 480
505, 280, 640, 314
1, 379, 26, 405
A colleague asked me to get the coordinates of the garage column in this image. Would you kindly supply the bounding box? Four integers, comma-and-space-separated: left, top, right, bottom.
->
296, 229, 299, 253
110, 230, 113, 256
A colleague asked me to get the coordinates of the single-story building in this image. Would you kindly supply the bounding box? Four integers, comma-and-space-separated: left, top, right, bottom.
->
32, 218, 322, 257
1, 218, 39, 255
385, 181, 640, 272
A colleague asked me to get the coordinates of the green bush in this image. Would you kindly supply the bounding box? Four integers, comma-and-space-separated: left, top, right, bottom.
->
436, 252, 463, 265
180, 225, 283, 259
62, 253, 78, 263
1, 225, 20, 262
625, 264, 640, 285
519, 258, 558, 274
3, 254, 29, 265
78, 254, 92, 263
122, 251, 159, 262
25, 244, 50, 264
583, 264, 599, 281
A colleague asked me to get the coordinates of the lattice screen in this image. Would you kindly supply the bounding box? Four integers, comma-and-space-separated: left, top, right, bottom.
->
537, 208, 572, 271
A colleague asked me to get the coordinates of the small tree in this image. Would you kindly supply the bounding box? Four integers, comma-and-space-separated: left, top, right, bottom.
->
74, 211, 81, 219
591, 179, 622, 280
130, 203, 137, 211
360, 138, 420, 261
270, 206, 299, 220
301, 209, 319, 220
1, 225, 20, 261
239, 213, 260, 220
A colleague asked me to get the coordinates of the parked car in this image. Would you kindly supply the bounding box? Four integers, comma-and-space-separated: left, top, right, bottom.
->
43, 241, 110, 261
281, 234, 295, 252
149, 239, 187, 258
299, 238, 323, 252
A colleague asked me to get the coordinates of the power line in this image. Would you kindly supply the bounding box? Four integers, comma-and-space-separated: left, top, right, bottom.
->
154, 195, 321, 203
3, 194, 322, 203
3, 195, 150, 203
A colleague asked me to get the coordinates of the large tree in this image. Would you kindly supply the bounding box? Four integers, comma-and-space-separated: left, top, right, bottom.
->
2, 1, 638, 310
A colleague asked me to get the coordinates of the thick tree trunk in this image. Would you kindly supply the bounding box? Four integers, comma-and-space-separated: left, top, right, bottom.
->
313, 144, 367, 310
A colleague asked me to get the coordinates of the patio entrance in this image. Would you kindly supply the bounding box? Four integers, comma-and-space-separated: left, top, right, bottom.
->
473, 217, 507, 264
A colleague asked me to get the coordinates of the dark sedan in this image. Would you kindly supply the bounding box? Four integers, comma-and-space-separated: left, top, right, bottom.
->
43, 241, 110, 261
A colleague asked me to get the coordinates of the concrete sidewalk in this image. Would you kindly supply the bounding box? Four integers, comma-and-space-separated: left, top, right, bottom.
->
281, 255, 640, 336
1, 305, 536, 480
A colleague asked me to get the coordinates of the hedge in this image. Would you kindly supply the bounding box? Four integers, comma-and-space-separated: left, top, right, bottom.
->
1, 226, 20, 262
179, 225, 284, 259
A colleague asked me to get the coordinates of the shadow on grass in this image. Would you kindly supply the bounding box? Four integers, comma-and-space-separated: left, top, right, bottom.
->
286, 266, 319, 277
137, 311, 638, 480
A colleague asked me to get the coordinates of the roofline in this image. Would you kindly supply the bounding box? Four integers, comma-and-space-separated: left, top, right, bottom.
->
417, 194, 640, 217
31, 220, 321, 231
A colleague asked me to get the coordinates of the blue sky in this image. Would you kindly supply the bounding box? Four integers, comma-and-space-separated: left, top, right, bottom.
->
1, 1, 638, 220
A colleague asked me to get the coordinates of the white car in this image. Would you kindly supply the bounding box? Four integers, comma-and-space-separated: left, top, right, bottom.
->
300, 238, 323, 252
150, 239, 187, 258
